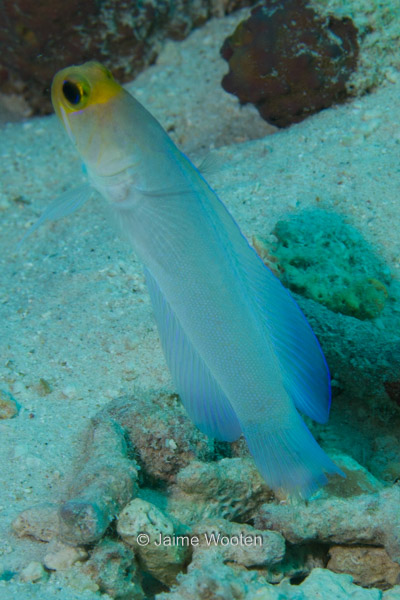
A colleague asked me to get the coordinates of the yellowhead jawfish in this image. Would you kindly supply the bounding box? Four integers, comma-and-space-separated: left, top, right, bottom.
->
26, 62, 344, 496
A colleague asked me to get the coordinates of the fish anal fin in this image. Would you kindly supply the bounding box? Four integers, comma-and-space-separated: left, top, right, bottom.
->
145, 267, 242, 442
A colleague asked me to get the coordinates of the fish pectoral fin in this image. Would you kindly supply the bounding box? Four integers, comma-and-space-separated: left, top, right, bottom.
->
196, 152, 225, 177
18, 184, 93, 247
144, 267, 242, 442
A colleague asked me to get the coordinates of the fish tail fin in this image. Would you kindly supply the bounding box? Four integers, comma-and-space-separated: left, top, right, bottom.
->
242, 411, 344, 498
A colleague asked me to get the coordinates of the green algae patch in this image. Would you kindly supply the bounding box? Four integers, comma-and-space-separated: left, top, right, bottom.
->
256, 210, 391, 320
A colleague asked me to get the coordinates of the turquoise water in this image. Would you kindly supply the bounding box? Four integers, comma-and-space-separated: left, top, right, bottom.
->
0, 2, 400, 599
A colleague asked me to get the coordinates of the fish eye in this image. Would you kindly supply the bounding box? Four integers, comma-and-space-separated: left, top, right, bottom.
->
62, 80, 83, 105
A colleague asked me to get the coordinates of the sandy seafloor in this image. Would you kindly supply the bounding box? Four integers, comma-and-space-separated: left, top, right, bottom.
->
0, 8, 400, 600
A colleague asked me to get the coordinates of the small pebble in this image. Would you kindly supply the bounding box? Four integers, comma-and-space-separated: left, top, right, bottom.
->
166, 438, 177, 451
361, 108, 382, 121
385, 68, 399, 84
360, 119, 381, 137
44, 541, 87, 571
0, 391, 18, 419
61, 385, 77, 399
12, 503, 60, 542
37, 378, 52, 396
20, 561, 47, 583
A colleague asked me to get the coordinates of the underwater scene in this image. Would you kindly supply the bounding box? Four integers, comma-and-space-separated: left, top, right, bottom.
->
1, 0, 400, 598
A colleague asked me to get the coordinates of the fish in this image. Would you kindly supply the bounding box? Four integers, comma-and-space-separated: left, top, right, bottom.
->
27, 61, 344, 496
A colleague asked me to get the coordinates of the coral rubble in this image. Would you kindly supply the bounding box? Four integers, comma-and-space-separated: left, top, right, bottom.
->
104, 394, 215, 486
191, 518, 285, 567
10, 391, 400, 597
255, 485, 400, 564
81, 538, 144, 600
58, 413, 139, 545
167, 457, 274, 524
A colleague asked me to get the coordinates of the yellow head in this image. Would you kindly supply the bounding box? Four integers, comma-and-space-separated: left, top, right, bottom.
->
51, 61, 135, 178
51, 61, 178, 190
51, 61, 122, 129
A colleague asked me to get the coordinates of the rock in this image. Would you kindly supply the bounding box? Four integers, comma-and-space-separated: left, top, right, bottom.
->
0, 0, 251, 116
43, 540, 87, 571
117, 498, 189, 586
328, 545, 400, 590
104, 393, 215, 486
255, 486, 400, 564
221, 1, 359, 127
81, 538, 144, 600
384, 587, 400, 599
11, 502, 59, 542
0, 390, 18, 419
58, 414, 139, 545
279, 567, 382, 600
19, 561, 48, 583
384, 381, 400, 410
264, 542, 327, 585
156, 553, 387, 600
156, 548, 263, 600
31, 390, 213, 548
313, 453, 383, 499
191, 518, 285, 567
369, 436, 400, 483
168, 457, 274, 525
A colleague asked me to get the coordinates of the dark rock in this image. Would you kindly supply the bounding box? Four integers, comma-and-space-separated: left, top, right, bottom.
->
0, 0, 253, 116
220, 0, 359, 127
384, 380, 400, 408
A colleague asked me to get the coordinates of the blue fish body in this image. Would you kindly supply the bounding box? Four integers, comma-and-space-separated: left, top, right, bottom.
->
45, 62, 343, 496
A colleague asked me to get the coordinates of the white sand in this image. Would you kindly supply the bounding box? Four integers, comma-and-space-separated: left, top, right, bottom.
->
0, 9, 399, 598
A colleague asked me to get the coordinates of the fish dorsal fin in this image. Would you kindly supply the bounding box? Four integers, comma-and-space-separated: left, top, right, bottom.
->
144, 267, 242, 442
198, 176, 331, 424
18, 184, 92, 247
